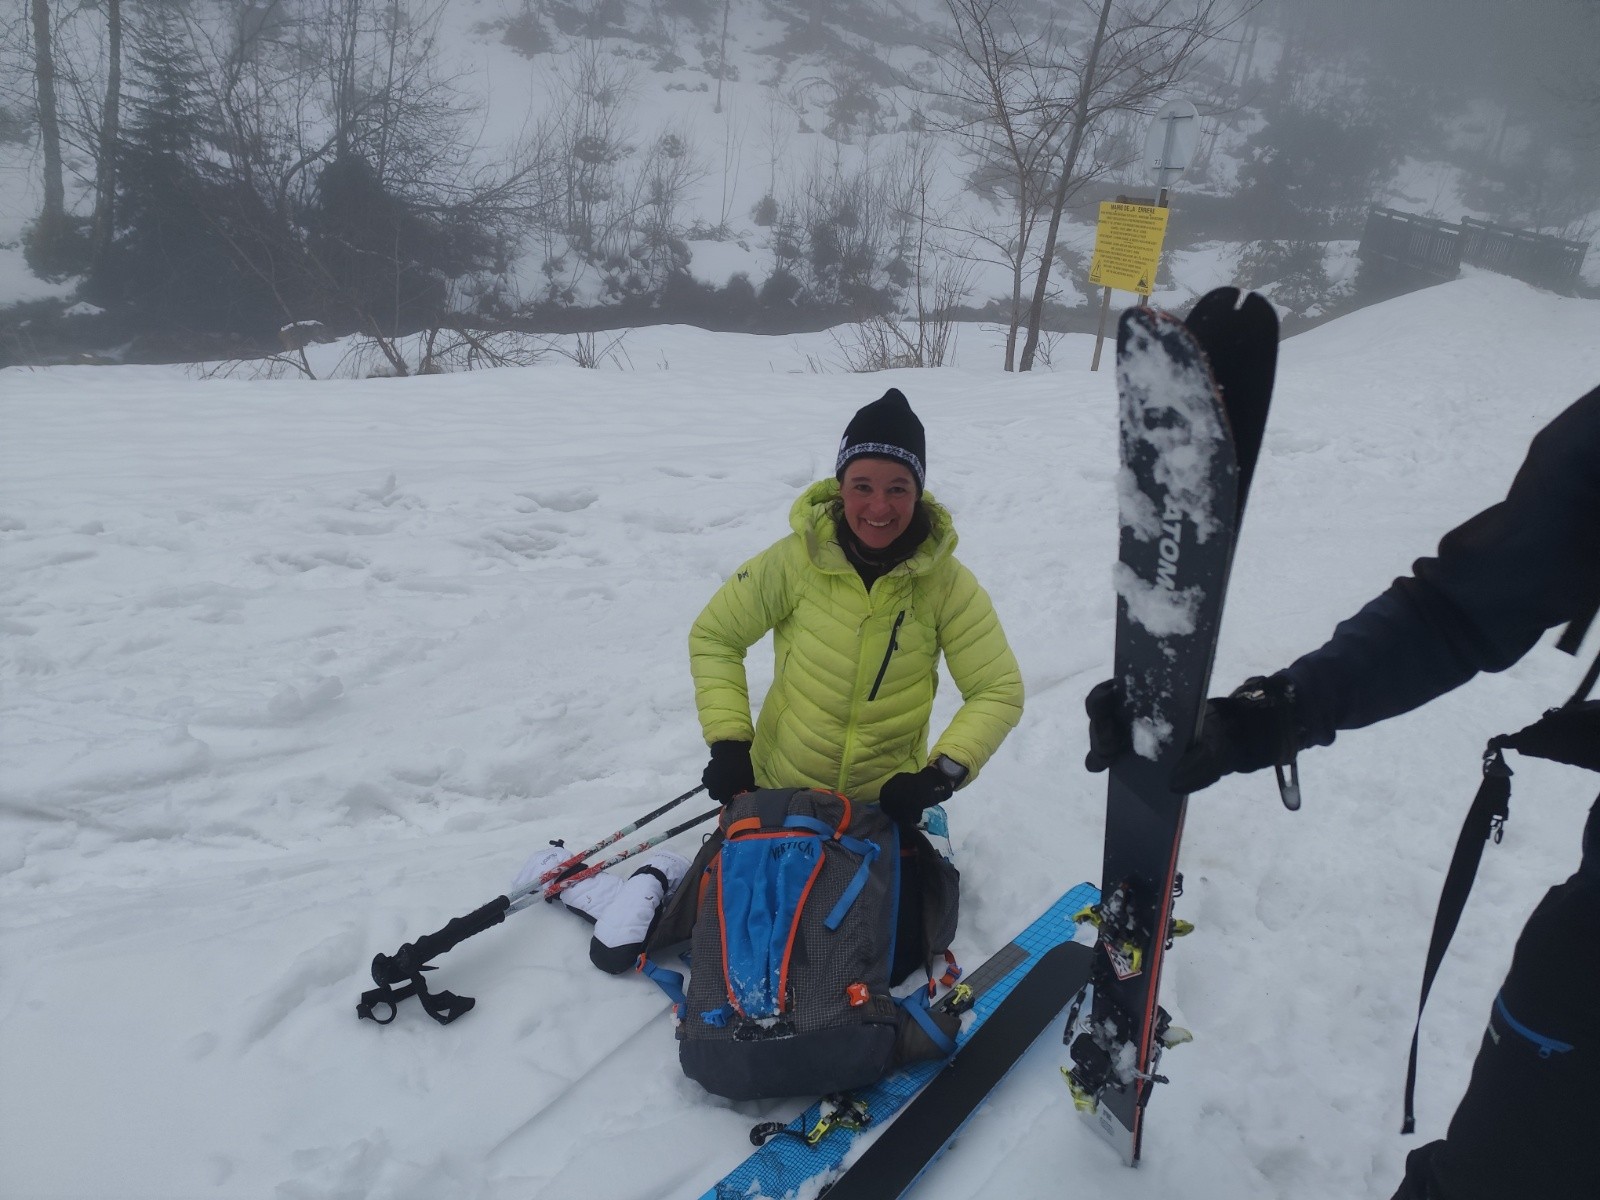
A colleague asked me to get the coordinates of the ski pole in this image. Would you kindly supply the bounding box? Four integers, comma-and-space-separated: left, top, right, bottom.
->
356, 786, 711, 1027
512, 805, 722, 911
516, 783, 708, 899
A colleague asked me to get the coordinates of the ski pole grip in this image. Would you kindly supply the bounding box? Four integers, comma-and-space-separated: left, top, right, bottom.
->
371, 896, 512, 984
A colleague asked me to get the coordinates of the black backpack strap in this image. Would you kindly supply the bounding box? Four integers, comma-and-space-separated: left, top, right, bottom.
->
1564, 634, 1600, 703
1402, 737, 1513, 1133
1401, 640, 1600, 1133
1553, 596, 1596, 657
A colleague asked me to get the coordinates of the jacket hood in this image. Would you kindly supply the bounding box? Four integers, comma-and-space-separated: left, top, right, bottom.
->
789, 478, 957, 575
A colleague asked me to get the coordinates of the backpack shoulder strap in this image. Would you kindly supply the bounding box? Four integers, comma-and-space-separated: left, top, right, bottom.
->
1401, 737, 1514, 1133
1563, 636, 1600, 704
644, 826, 723, 959
1402, 639, 1600, 1134
1553, 595, 1597, 658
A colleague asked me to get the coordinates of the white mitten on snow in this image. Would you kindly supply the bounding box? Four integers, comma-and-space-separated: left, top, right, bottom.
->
509, 844, 622, 923
589, 849, 691, 974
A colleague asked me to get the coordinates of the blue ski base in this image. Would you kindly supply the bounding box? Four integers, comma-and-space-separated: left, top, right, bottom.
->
699, 881, 1100, 1200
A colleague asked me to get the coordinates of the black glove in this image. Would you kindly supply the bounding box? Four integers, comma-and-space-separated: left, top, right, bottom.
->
702, 740, 755, 804
1083, 678, 1130, 773
1171, 675, 1303, 799
877, 766, 955, 827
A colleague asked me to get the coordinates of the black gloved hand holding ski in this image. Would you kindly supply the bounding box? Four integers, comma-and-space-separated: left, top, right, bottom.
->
1083, 678, 1130, 772
1171, 674, 1303, 802
877, 766, 954, 827
702, 740, 756, 804
1088, 671, 1304, 802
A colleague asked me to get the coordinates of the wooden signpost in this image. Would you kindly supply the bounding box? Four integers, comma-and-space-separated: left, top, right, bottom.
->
1089, 101, 1199, 370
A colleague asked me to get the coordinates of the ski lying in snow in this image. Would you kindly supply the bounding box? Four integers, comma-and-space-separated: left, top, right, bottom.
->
699, 882, 1099, 1200
1064, 288, 1279, 1166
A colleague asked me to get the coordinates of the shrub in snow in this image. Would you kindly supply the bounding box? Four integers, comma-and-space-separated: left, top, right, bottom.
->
1238, 239, 1333, 316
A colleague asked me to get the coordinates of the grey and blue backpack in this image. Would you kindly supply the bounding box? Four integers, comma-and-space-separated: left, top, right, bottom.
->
641, 786, 961, 1101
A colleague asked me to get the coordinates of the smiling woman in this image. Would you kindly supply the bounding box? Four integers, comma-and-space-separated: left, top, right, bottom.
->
687, 388, 1024, 825
685, 387, 1025, 1007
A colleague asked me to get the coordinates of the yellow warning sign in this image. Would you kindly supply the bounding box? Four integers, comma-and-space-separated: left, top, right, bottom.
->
1087, 202, 1169, 295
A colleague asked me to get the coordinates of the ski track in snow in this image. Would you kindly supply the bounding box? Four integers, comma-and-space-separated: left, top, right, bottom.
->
2, 274, 1599, 1199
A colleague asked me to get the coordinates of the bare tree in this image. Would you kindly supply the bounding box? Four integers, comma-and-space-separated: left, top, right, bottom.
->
533, 48, 712, 300
715, 100, 747, 233
933, 0, 1244, 370
883, 135, 971, 367
932, 0, 1078, 369
547, 43, 636, 262
795, 143, 896, 309
1017, 0, 1243, 371
90, 0, 121, 277
628, 123, 708, 289
91, 0, 560, 359
753, 86, 792, 215
713, 0, 731, 114
11, 0, 120, 273
28, 0, 67, 259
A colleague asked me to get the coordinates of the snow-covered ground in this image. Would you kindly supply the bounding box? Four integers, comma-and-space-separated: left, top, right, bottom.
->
2, 272, 1598, 1200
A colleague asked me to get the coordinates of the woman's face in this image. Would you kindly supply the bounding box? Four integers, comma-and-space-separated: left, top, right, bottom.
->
840, 457, 918, 551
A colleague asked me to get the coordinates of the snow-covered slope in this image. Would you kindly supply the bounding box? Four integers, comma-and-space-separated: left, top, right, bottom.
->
2, 271, 1598, 1199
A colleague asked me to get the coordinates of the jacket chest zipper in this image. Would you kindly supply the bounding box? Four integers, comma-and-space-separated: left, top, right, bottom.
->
836, 593, 898, 792
867, 610, 906, 702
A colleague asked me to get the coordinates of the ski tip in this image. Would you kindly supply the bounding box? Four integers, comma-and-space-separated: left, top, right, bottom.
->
1185, 287, 1281, 340
1192, 285, 1246, 313
1115, 303, 1192, 355
1118, 286, 1278, 342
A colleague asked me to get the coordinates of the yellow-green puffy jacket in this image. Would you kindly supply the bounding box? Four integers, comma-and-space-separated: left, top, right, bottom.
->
689, 479, 1023, 802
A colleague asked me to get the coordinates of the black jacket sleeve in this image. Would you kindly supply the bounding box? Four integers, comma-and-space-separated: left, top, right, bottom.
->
1281, 384, 1600, 748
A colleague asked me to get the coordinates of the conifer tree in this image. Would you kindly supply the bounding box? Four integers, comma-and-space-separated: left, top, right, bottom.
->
106, 1, 270, 328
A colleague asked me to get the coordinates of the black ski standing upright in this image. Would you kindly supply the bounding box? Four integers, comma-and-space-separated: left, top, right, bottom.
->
1065, 287, 1279, 1166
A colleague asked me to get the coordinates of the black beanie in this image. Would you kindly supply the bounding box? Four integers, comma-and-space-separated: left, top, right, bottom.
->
834, 388, 926, 492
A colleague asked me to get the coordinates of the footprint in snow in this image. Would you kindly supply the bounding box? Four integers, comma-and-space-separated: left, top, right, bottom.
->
144, 582, 251, 611
255, 548, 369, 574
236, 926, 365, 1046
347, 473, 422, 511
251, 678, 345, 726
637, 511, 704, 535
515, 488, 598, 513
318, 514, 398, 536
26, 547, 99, 568
478, 526, 563, 560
